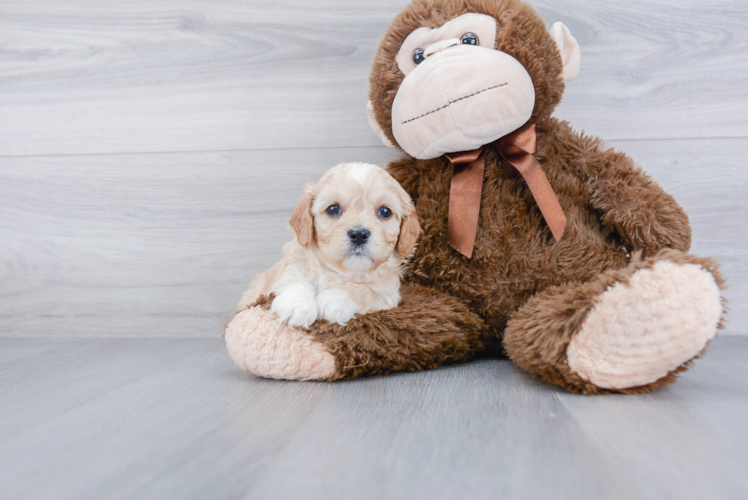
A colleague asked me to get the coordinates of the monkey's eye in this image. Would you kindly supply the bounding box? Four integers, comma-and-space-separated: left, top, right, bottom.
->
377, 207, 392, 219
412, 48, 425, 65
326, 204, 342, 217
460, 32, 479, 46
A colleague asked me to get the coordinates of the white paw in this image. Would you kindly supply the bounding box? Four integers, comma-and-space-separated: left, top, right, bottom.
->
317, 289, 358, 326
270, 290, 318, 328
567, 260, 722, 389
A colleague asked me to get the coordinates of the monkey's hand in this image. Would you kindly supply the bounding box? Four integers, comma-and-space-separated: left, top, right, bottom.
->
561, 123, 692, 256
585, 159, 691, 256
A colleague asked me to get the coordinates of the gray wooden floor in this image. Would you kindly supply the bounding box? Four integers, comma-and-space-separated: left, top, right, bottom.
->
1, 336, 746, 500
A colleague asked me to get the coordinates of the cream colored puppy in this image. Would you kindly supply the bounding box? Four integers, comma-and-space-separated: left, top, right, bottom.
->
237, 162, 421, 328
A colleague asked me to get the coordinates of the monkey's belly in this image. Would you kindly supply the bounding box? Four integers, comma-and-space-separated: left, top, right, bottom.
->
405, 226, 629, 331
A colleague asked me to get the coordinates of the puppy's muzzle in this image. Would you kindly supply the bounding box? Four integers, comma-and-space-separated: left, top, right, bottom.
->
348, 228, 370, 247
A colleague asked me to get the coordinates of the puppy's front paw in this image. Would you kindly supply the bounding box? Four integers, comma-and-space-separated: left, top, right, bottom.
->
270, 291, 318, 328
317, 289, 358, 326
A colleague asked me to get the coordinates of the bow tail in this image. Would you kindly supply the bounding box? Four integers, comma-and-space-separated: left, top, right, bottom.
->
446, 148, 485, 258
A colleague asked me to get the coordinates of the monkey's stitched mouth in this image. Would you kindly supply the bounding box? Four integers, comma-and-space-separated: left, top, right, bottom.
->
401, 83, 508, 125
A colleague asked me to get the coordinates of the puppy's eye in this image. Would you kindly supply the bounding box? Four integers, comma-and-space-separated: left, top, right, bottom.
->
460, 32, 479, 46
377, 207, 392, 219
412, 48, 425, 65
326, 204, 341, 217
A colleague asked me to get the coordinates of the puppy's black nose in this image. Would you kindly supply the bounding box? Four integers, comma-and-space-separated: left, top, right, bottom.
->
348, 228, 370, 246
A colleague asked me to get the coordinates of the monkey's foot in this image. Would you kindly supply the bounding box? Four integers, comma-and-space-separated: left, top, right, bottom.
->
225, 307, 336, 381
567, 260, 722, 389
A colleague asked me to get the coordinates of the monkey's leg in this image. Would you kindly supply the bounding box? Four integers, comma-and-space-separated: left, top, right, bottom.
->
502, 249, 725, 395
224, 285, 486, 381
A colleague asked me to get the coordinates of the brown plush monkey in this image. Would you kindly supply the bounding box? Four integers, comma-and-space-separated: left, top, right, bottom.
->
225, 0, 725, 394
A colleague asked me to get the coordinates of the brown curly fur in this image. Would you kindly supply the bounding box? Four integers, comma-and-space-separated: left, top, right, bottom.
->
390, 117, 693, 339
234, 0, 724, 394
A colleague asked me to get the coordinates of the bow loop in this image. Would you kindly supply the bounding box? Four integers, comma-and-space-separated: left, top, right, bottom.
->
497, 124, 538, 175
445, 148, 484, 165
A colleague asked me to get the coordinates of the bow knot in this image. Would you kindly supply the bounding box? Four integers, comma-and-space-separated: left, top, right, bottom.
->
445, 123, 567, 258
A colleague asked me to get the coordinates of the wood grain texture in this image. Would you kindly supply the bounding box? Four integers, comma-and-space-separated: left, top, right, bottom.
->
0, 0, 745, 338
0, 338, 205, 440
0, 0, 746, 156
1, 139, 745, 337
0, 146, 402, 337
0, 336, 746, 499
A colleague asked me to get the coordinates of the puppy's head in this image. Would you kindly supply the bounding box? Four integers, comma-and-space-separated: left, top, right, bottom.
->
290, 162, 420, 272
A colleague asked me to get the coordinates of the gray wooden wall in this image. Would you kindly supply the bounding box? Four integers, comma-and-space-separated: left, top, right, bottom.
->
1, 0, 746, 337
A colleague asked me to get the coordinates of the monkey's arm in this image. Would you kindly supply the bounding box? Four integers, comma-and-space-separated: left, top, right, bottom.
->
310, 284, 486, 379
559, 124, 691, 255
224, 285, 486, 381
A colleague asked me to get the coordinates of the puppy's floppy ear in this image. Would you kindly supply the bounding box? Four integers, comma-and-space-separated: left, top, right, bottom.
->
396, 200, 421, 258
289, 187, 315, 249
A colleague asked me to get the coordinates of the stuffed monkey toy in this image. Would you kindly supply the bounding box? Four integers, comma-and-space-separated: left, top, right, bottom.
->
225, 0, 725, 394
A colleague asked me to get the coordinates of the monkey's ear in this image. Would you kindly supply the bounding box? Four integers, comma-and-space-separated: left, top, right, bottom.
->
366, 101, 396, 148
549, 22, 581, 82
289, 189, 315, 249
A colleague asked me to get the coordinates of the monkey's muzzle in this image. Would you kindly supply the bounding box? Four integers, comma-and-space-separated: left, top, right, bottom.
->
391, 45, 536, 160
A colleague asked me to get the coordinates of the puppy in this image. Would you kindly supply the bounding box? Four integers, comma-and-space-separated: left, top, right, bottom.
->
237, 162, 421, 328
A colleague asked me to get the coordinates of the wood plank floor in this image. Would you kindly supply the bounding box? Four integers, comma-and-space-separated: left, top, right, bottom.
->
0, 336, 746, 500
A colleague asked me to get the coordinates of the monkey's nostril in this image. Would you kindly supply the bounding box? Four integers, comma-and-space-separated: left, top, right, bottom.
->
348, 228, 371, 246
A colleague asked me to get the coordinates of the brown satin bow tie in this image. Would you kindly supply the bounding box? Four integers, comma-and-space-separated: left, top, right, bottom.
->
445, 123, 567, 258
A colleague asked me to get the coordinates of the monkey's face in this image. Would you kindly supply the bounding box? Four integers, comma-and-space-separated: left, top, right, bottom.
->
392, 13, 534, 159
367, 0, 581, 160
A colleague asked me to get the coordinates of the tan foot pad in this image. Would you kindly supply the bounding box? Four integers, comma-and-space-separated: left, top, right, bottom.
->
225, 307, 336, 381
567, 261, 722, 390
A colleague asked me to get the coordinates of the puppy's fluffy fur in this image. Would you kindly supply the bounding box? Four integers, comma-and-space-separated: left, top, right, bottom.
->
237, 162, 421, 327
